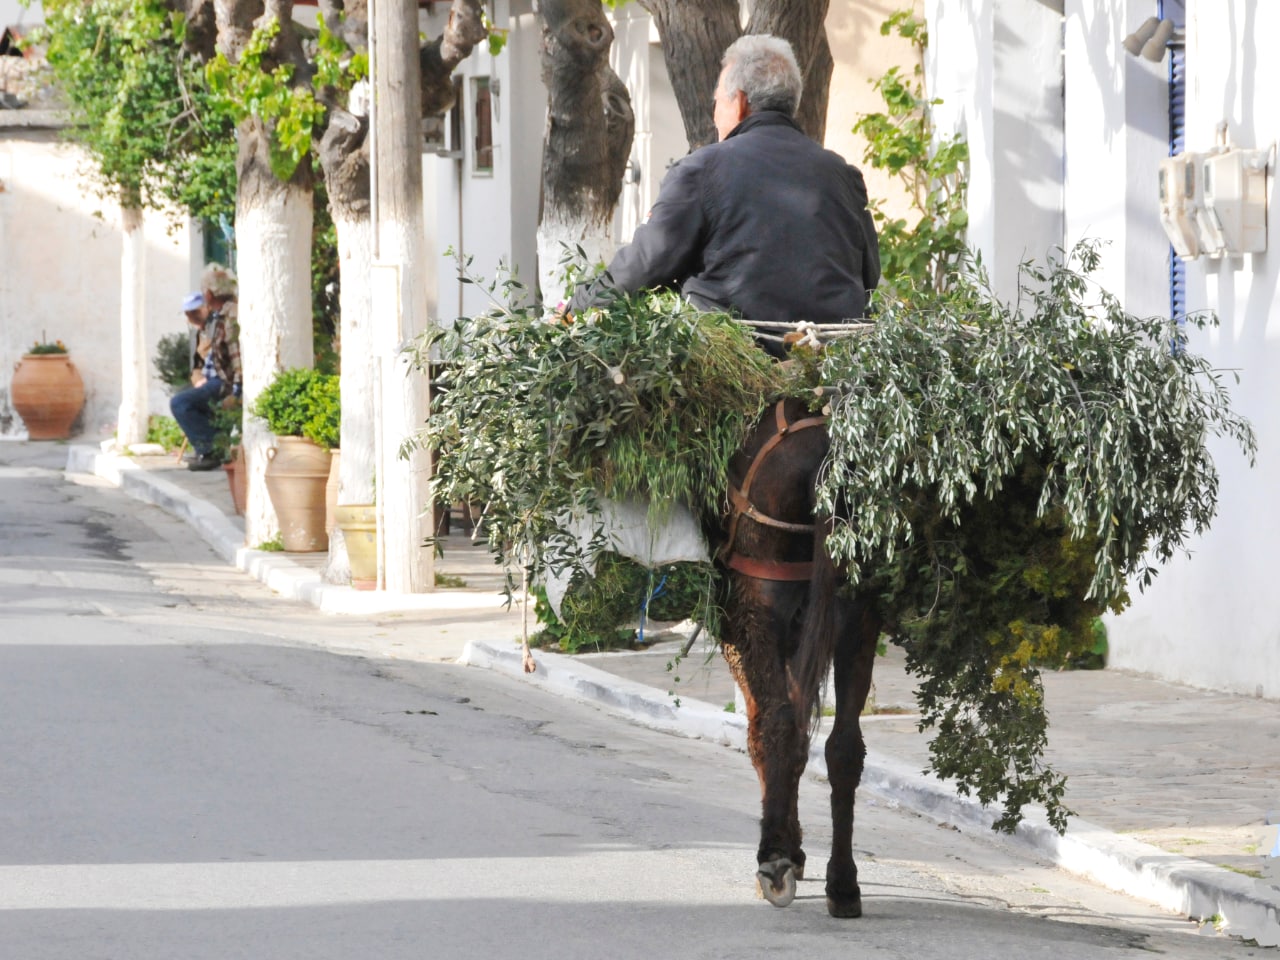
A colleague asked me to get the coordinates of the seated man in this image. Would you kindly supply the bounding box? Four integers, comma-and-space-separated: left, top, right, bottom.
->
568, 34, 880, 356
170, 264, 241, 471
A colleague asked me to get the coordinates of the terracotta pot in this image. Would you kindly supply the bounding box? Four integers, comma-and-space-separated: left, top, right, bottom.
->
11, 353, 85, 440
223, 446, 247, 517
263, 437, 331, 552
335, 503, 377, 590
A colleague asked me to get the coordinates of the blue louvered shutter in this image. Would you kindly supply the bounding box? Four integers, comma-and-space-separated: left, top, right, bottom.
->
1163, 0, 1187, 322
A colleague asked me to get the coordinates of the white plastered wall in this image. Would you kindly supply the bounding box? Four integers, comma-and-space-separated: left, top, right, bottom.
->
925, 0, 1065, 302
0, 128, 192, 441
428, 0, 541, 319
1105, 0, 1280, 698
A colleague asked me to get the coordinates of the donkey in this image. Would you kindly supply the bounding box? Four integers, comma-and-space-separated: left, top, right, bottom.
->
712, 396, 881, 918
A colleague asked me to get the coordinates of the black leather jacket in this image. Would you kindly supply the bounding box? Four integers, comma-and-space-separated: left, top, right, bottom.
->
569, 111, 880, 356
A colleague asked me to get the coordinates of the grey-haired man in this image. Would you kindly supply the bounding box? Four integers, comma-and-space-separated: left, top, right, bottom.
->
568, 34, 880, 357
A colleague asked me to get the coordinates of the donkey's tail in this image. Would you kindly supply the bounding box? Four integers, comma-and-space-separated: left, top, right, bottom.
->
788, 516, 840, 731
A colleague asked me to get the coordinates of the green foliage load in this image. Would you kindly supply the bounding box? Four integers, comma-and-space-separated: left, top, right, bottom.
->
251, 367, 341, 450
532, 554, 717, 654
815, 242, 1254, 830
417, 280, 788, 592
418, 246, 1253, 834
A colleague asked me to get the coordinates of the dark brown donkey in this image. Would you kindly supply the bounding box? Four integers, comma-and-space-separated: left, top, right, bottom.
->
712, 397, 881, 918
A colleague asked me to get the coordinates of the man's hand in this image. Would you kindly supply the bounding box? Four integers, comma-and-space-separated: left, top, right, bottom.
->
190, 371, 207, 387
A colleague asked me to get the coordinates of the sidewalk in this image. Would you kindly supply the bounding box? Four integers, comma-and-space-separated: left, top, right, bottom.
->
51, 440, 1280, 946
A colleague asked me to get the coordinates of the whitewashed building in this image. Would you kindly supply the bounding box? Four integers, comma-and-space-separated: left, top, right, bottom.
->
926, 0, 1278, 697
0, 4, 197, 441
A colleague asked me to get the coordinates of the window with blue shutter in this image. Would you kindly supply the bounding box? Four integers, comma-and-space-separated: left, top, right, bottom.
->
1163, 0, 1187, 321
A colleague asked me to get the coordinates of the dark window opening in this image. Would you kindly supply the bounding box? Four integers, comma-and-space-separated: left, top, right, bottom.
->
472, 77, 493, 175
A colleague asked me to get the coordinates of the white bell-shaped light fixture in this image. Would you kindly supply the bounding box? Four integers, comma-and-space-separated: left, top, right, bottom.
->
1123, 16, 1161, 57
1141, 18, 1176, 61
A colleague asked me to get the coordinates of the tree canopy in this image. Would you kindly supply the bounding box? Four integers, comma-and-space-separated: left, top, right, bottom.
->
39, 0, 236, 220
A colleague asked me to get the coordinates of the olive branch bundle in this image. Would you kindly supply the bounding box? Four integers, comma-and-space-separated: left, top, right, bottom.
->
815, 241, 1255, 830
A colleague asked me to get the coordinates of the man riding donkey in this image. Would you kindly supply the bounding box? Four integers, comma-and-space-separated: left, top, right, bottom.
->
569, 35, 884, 917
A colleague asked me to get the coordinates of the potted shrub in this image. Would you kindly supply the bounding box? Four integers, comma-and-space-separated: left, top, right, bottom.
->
252, 368, 340, 552
11, 334, 85, 440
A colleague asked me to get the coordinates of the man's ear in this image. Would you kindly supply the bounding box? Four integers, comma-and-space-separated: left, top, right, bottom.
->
734, 89, 751, 122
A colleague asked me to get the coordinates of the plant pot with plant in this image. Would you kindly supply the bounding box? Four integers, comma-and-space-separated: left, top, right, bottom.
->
11, 335, 85, 440
252, 367, 340, 552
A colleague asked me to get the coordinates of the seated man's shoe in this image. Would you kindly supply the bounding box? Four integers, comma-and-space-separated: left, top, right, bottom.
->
187, 451, 222, 472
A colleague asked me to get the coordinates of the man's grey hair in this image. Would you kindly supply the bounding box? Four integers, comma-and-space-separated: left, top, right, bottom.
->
720, 34, 803, 117
200, 263, 238, 301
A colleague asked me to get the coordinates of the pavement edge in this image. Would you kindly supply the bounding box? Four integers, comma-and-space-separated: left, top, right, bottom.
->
463, 636, 1279, 947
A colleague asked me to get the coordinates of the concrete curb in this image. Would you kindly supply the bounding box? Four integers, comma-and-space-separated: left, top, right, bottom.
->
458, 638, 750, 749
66, 444, 1280, 946
66, 445, 513, 618
463, 635, 1280, 947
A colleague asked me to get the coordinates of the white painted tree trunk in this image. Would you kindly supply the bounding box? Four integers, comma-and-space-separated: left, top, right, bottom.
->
116, 204, 149, 449
372, 0, 434, 593
334, 212, 375, 506
237, 180, 315, 549
320, 211, 374, 584
537, 219, 615, 310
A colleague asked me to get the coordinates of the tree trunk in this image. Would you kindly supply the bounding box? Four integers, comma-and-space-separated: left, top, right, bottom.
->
314, 0, 487, 586
210, 0, 316, 548
314, 105, 372, 589
420, 0, 487, 116
536, 0, 635, 306
638, 0, 740, 150
116, 202, 149, 449
372, 0, 433, 593
745, 0, 831, 143
794, 26, 832, 144
317, 110, 374, 510
236, 117, 316, 549
639, 0, 833, 149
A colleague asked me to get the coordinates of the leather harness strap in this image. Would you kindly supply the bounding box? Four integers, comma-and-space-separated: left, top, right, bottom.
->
726, 554, 820, 582
721, 400, 829, 582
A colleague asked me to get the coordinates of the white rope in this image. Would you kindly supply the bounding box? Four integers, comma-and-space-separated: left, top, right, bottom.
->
738, 318, 877, 348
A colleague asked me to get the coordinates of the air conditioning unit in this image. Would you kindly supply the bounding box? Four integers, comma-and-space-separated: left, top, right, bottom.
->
1159, 152, 1209, 259
1202, 147, 1270, 256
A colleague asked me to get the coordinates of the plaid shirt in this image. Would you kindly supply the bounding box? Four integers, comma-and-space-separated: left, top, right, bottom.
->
196, 302, 241, 390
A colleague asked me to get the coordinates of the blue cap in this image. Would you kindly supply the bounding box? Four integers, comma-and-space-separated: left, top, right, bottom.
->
182, 292, 204, 312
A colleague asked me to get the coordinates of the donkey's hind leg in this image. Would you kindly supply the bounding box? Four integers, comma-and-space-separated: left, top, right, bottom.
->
823, 596, 880, 918
720, 575, 809, 907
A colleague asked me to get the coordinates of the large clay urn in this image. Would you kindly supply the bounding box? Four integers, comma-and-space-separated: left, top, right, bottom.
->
11, 353, 85, 440
263, 437, 332, 552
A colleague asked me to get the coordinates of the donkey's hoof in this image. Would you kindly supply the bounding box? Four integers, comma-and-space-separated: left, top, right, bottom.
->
826, 895, 863, 919
756, 859, 797, 908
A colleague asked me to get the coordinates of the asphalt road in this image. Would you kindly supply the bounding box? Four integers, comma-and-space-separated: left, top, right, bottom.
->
0, 444, 1259, 959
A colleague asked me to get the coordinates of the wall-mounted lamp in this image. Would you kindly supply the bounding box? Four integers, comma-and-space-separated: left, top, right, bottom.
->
1123, 16, 1180, 62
